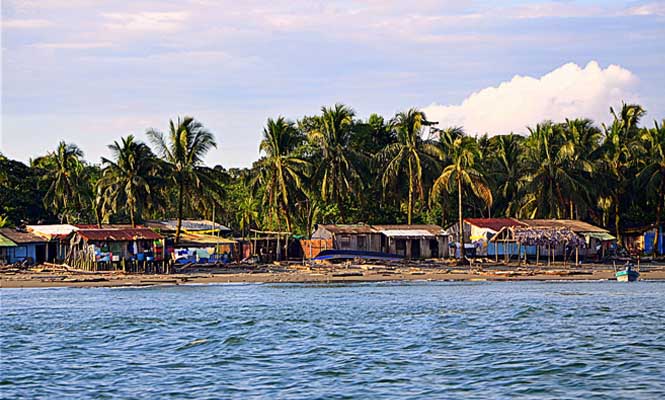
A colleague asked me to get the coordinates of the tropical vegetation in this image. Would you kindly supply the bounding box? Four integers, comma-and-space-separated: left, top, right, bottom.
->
1, 103, 663, 252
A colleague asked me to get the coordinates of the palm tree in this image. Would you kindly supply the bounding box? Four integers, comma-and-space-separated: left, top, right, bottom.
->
98, 135, 158, 227
637, 119, 665, 253
431, 135, 492, 260
35, 141, 89, 223
485, 133, 524, 217
601, 103, 646, 242
252, 117, 310, 232
519, 122, 593, 219
147, 117, 217, 243
308, 104, 365, 218
378, 108, 437, 224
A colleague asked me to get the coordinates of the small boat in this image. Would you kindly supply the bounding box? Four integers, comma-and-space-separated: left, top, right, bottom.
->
312, 249, 403, 261
616, 264, 640, 282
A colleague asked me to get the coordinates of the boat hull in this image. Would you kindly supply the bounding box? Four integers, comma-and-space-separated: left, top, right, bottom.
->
615, 270, 640, 282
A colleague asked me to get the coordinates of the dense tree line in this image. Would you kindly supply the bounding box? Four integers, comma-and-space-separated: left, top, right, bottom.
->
1, 102, 663, 250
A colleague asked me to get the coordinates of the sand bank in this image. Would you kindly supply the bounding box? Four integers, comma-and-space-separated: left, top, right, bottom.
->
2, 263, 665, 288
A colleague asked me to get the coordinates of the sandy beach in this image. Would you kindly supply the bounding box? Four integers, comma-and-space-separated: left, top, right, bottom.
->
2, 263, 665, 289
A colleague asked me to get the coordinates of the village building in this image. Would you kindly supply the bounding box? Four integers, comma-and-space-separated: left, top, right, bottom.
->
66, 227, 164, 271
145, 219, 231, 235
490, 219, 615, 262
446, 218, 525, 256
0, 234, 16, 264
0, 228, 49, 264
26, 224, 80, 262
623, 225, 664, 255
310, 223, 449, 259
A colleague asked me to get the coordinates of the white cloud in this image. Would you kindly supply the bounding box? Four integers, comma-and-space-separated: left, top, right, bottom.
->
2, 19, 53, 29
624, 2, 665, 17
423, 61, 638, 135
32, 42, 114, 49
101, 11, 190, 32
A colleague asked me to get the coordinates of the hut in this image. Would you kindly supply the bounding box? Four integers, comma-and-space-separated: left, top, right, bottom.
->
0, 234, 16, 264
446, 218, 525, 256
373, 225, 449, 258
66, 227, 164, 271
623, 225, 663, 255
490, 219, 614, 264
0, 228, 49, 264
172, 232, 238, 264
311, 224, 382, 252
310, 223, 449, 259
26, 224, 79, 262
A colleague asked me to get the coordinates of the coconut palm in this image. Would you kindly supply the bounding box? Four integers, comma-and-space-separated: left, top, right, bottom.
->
485, 133, 524, 217
98, 135, 159, 227
431, 135, 492, 260
35, 141, 90, 223
601, 103, 646, 242
378, 108, 437, 224
147, 117, 217, 243
252, 117, 310, 232
308, 104, 365, 218
637, 119, 665, 253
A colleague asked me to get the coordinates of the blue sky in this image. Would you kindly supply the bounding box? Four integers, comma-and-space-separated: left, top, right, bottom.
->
2, 0, 664, 167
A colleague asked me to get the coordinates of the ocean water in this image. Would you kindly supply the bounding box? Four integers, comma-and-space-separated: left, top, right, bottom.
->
1, 281, 665, 399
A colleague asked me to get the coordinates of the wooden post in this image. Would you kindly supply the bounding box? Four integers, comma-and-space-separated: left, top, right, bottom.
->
575, 246, 579, 266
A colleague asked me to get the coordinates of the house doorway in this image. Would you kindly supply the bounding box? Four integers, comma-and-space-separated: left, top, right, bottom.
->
410, 240, 421, 259
429, 239, 439, 258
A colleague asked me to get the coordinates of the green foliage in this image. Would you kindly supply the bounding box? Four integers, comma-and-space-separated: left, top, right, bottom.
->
2, 104, 663, 250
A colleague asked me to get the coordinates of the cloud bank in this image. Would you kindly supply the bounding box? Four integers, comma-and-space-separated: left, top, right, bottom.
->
423, 61, 638, 136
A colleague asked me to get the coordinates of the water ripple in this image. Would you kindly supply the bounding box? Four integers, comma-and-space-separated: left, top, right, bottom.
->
1, 281, 665, 399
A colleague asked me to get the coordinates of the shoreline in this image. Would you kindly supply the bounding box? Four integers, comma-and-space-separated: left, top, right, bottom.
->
2, 264, 665, 288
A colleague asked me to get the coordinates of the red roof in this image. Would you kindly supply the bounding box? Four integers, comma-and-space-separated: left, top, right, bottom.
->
464, 218, 525, 231
75, 228, 162, 242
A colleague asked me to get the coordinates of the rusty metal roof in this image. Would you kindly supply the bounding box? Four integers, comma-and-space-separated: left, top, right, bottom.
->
521, 219, 608, 233
0, 228, 48, 244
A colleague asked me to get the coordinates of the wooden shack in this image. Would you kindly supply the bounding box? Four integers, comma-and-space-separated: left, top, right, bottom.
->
66, 227, 164, 271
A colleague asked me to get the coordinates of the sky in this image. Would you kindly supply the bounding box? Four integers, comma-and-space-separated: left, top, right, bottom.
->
1, 0, 664, 168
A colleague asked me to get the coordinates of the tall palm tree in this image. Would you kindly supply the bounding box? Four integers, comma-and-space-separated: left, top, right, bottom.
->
431, 135, 492, 260
519, 122, 592, 219
35, 141, 89, 223
601, 103, 645, 242
485, 133, 524, 217
637, 119, 665, 253
147, 117, 217, 243
252, 117, 310, 232
308, 104, 365, 218
98, 135, 158, 227
378, 108, 437, 224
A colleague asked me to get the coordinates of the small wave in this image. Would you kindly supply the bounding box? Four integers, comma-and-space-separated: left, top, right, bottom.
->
177, 338, 208, 350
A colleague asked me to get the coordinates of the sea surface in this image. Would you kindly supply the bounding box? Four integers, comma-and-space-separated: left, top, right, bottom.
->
1, 281, 665, 399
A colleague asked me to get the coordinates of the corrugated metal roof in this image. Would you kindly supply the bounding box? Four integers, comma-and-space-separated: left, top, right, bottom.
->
317, 224, 378, 234
75, 228, 163, 242
522, 219, 607, 233
176, 233, 237, 247
145, 219, 231, 232
374, 225, 447, 235
464, 218, 525, 231
27, 224, 78, 240
0, 228, 48, 244
380, 229, 436, 238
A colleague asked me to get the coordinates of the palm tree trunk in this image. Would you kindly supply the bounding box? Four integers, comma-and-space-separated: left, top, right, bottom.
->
655, 180, 664, 255
614, 194, 621, 245
175, 180, 185, 244
458, 177, 464, 262
407, 158, 413, 225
